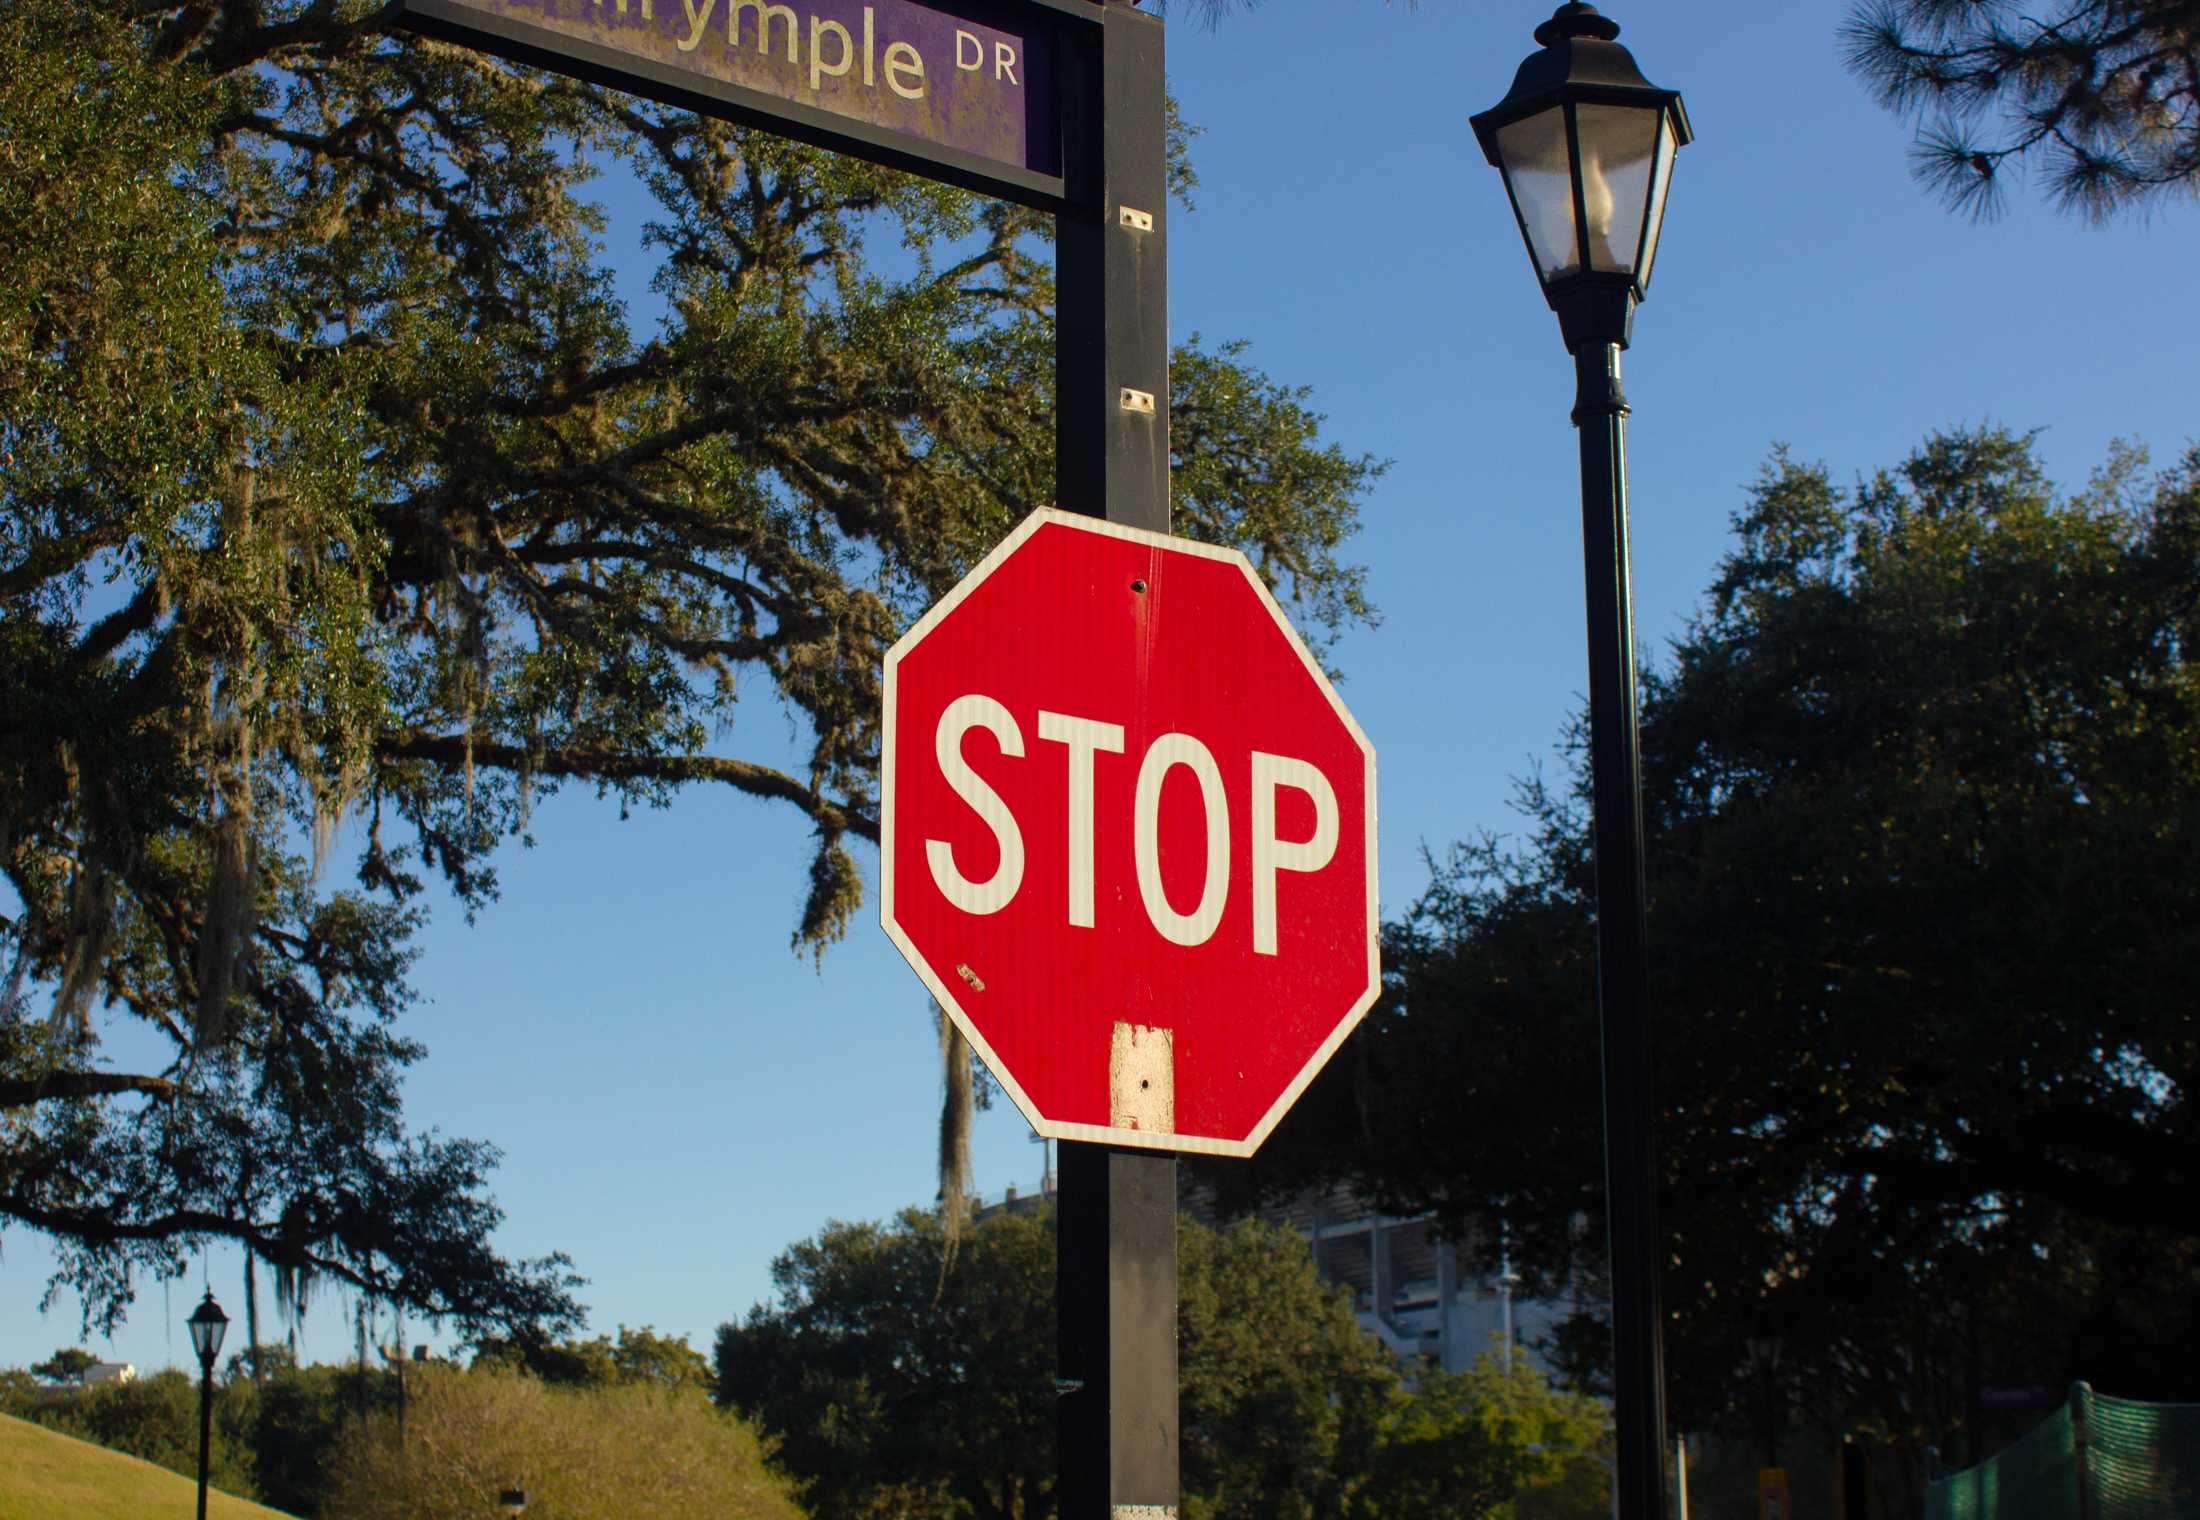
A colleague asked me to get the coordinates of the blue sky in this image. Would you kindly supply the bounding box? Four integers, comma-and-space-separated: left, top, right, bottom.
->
6, 0, 2195, 1374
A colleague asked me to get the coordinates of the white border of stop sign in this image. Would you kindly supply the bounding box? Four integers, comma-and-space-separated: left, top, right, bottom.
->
880, 508, 1379, 1157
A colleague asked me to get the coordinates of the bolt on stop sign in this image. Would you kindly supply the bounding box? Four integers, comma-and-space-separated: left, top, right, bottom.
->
881, 509, 1377, 1156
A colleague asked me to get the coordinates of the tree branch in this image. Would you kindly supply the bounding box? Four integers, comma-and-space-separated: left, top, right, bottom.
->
0, 1070, 179, 1109
376, 730, 878, 843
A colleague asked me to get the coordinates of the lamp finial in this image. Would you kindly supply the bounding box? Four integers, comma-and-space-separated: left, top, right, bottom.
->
1535, 3, 1621, 47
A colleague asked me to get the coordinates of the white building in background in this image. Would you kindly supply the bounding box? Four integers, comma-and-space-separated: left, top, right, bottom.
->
979, 1160, 1581, 1378
80, 1361, 136, 1385
1186, 1180, 1582, 1376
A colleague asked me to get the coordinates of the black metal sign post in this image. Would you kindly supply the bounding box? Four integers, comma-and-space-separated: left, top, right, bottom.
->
388, 4, 1177, 1517
1058, 1142, 1177, 1520
1051, 9, 1177, 1520
1054, 4, 1168, 531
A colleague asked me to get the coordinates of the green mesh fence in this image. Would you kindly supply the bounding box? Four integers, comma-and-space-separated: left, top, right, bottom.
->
1925, 1402, 2080, 1520
1923, 1387, 2200, 1520
2087, 1389, 2200, 1519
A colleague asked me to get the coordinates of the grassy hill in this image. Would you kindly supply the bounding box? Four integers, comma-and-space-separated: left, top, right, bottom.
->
0, 1411, 297, 1520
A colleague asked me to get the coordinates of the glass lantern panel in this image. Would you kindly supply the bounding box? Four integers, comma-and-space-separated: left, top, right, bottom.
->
189, 1315, 225, 1361
1495, 107, 1580, 284
1572, 102, 1662, 275
1635, 113, 1677, 292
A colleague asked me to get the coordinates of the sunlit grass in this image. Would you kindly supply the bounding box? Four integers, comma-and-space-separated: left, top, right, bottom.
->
0, 1412, 297, 1520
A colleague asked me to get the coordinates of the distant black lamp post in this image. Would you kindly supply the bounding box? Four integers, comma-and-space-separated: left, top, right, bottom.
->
186, 1290, 229, 1520
1746, 1334, 1787, 1470
1469, 6, 1690, 1520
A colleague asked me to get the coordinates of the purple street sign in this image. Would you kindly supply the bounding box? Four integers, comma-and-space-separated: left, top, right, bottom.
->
401, 0, 1062, 183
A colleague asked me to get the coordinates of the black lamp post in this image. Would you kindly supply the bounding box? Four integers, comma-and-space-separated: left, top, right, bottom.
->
186, 1289, 229, 1520
1469, 7, 1690, 1520
1746, 1334, 1787, 1471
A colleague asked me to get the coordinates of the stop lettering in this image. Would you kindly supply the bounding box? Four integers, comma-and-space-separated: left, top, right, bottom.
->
880, 509, 1378, 1157
923, 693, 1340, 954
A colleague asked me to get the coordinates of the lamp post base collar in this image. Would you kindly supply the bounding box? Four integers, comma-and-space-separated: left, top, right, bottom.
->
1571, 342, 1630, 427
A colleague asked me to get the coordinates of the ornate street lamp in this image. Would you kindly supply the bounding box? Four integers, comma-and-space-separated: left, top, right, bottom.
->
186, 1290, 229, 1520
1469, 1, 1691, 354
1469, 7, 1690, 1520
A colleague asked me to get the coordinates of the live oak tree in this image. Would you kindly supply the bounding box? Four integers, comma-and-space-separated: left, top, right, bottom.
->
1, 0, 1377, 1335
1215, 427, 2200, 1491
1844, 0, 2200, 219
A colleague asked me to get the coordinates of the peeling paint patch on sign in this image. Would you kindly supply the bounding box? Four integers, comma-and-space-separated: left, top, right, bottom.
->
1108, 1021, 1174, 1134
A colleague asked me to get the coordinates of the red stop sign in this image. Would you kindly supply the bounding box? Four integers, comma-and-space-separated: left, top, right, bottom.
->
881, 510, 1377, 1156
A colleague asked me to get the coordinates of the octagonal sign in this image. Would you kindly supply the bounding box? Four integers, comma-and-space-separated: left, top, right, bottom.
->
881, 509, 1377, 1156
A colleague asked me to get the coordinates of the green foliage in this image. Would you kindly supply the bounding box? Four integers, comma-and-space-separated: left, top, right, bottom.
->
0, 0, 584, 1341
318, 1364, 799, 1520
4, 1346, 782, 1519
1363, 1354, 1609, 1520
5, 1367, 257, 1496
1844, 1, 2200, 220
1223, 427, 2200, 1481
717, 1206, 1060, 1520
471, 1324, 713, 1394
2, 1347, 792, 1517
718, 1204, 1605, 1520
1176, 1217, 1396, 1520
0, 1367, 68, 1428
247, 1357, 373, 1519
1170, 338, 1382, 662
30, 1347, 97, 1384
1, 0, 1376, 1337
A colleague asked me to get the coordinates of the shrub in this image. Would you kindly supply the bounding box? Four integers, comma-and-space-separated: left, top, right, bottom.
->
320, 1365, 799, 1520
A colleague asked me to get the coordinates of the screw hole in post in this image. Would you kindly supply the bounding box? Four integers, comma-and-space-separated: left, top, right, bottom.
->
1130, 579, 1147, 593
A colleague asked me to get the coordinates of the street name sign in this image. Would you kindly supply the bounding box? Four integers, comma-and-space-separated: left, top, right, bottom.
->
393, 0, 1087, 207
882, 509, 1378, 1156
